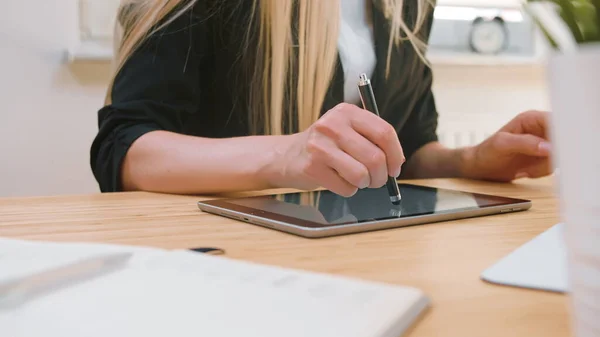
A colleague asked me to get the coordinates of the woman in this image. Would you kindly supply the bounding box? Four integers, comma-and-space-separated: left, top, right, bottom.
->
90, 0, 552, 197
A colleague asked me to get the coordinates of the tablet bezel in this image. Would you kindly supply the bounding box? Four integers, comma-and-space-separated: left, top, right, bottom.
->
197, 183, 532, 238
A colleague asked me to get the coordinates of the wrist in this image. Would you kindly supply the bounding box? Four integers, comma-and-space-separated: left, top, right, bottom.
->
256, 134, 299, 189
457, 145, 479, 179
402, 142, 474, 179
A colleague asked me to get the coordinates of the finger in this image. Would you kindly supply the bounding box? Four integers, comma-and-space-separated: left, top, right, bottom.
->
504, 110, 550, 139
344, 105, 405, 177
305, 133, 370, 190
303, 161, 358, 198
493, 132, 551, 157
327, 148, 372, 189
313, 111, 387, 187
515, 160, 553, 179
527, 110, 550, 139
336, 130, 389, 188
351, 116, 405, 177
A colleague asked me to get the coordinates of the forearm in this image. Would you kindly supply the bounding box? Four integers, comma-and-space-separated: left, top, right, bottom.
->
401, 141, 473, 179
121, 130, 289, 194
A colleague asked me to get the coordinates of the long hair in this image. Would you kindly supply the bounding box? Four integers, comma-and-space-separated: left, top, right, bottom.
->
105, 0, 433, 136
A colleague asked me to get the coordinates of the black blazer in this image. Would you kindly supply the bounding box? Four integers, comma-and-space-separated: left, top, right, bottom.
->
90, 0, 439, 192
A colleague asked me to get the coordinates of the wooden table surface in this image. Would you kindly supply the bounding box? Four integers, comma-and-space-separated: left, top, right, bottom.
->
0, 177, 570, 337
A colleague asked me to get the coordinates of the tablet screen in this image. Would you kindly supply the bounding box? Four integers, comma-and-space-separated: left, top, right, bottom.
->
209, 184, 529, 228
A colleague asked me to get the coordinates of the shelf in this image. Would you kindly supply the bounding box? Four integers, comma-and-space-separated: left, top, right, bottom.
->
427, 51, 545, 66
435, 0, 522, 8
66, 39, 114, 62
65, 40, 546, 68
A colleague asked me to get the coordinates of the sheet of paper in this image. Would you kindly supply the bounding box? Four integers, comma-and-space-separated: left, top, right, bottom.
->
481, 223, 568, 292
0, 238, 428, 337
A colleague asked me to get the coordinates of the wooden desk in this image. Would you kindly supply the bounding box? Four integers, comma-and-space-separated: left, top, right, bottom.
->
0, 177, 569, 337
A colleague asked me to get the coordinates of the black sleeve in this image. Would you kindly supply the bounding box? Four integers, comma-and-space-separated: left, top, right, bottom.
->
89, 3, 207, 192
396, 8, 439, 162
397, 64, 439, 161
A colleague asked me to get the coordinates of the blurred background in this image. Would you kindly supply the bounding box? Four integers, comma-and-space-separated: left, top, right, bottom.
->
0, 0, 552, 198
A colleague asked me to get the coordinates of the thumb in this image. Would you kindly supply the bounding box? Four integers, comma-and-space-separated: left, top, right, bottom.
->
493, 132, 551, 157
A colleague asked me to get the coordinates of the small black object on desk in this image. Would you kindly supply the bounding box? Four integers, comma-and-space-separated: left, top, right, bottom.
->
189, 247, 225, 255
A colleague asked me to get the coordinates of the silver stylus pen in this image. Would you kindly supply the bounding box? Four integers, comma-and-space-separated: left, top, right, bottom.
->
357, 73, 402, 205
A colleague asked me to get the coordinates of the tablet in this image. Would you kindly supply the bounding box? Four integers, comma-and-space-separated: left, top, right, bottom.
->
197, 183, 532, 238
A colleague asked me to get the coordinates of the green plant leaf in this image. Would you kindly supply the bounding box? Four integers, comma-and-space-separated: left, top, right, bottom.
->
554, 0, 585, 42
577, 1, 600, 41
522, 2, 560, 48
592, 0, 600, 40
524, 0, 600, 43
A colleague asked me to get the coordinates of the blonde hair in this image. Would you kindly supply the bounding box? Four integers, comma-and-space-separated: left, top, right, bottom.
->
106, 0, 433, 135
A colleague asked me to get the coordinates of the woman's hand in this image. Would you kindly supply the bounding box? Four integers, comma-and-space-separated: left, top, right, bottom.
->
268, 103, 405, 197
462, 110, 553, 181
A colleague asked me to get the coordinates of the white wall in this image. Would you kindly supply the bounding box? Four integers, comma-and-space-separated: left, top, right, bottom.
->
0, 0, 551, 198
433, 64, 550, 148
0, 0, 109, 197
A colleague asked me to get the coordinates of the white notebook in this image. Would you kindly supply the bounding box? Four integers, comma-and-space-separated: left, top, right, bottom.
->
0, 238, 429, 337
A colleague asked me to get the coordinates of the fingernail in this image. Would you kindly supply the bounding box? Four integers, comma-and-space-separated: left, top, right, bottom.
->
515, 172, 529, 179
394, 162, 404, 178
538, 141, 551, 154
360, 176, 370, 189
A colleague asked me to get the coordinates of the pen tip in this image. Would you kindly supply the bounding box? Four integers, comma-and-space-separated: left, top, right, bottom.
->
359, 73, 367, 81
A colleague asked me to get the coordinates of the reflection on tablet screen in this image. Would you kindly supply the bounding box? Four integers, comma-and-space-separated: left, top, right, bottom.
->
226, 185, 509, 226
